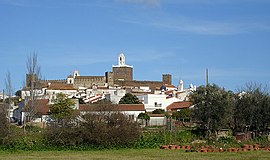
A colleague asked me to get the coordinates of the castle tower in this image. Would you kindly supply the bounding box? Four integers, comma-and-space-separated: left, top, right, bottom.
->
162, 74, 172, 85
112, 52, 133, 82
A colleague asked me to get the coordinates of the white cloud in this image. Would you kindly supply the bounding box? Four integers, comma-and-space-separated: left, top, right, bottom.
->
120, 15, 270, 35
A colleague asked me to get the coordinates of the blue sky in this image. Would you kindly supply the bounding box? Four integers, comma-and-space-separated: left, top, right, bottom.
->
1, 0, 270, 92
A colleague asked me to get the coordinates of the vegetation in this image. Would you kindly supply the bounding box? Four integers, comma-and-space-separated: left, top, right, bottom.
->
234, 83, 270, 133
49, 93, 76, 125
24, 53, 42, 123
189, 83, 270, 139
172, 108, 192, 121
0, 104, 9, 145
1, 82, 270, 153
119, 93, 142, 104
152, 109, 165, 114
2, 149, 270, 160
137, 113, 150, 126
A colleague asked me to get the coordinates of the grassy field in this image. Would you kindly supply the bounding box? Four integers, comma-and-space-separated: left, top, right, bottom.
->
0, 149, 269, 160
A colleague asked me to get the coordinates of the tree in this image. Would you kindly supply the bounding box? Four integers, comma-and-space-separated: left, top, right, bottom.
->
137, 112, 150, 126
172, 108, 192, 121
119, 93, 141, 104
189, 84, 235, 138
152, 109, 165, 114
234, 83, 270, 134
24, 53, 42, 123
49, 93, 76, 125
5, 71, 13, 125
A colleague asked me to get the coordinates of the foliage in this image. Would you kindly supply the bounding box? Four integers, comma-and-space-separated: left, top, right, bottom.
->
189, 84, 235, 138
95, 99, 112, 104
119, 93, 141, 104
234, 83, 270, 133
0, 105, 9, 144
172, 109, 192, 121
49, 93, 76, 124
138, 113, 150, 120
152, 109, 165, 114
135, 129, 198, 148
81, 113, 141, 148
137, 113, 150, 126
44, 126, 83, 147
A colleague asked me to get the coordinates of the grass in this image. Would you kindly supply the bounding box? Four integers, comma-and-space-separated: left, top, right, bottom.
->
0, 149, 270, 160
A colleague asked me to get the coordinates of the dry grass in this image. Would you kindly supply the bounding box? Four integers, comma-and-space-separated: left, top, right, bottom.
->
0, 149, 269, 160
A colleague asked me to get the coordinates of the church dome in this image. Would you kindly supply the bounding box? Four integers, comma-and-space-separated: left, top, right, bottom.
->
67, 74, 73, 78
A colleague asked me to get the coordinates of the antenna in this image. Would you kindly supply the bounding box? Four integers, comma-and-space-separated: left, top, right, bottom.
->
206, 68, 209, 86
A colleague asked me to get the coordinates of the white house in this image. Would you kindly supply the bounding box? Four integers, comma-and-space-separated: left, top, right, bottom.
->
79, 104, 145, 121
138, 94, 181, 112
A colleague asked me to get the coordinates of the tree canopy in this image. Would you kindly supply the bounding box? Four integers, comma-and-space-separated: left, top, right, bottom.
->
49, 93, 76, 123
234, 83, 270, 133
119, 93, 141, 104
189, 84, 235, 137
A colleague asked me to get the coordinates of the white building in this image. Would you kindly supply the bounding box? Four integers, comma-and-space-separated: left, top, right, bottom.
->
138, 94, 181, 112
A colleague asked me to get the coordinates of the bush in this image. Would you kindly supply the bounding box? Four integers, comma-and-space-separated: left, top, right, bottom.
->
43, 112, 141, 149
152, 109, 165, 114
44, 126, 84, 147
0, 105, 9, 145
81, 113, 141, 148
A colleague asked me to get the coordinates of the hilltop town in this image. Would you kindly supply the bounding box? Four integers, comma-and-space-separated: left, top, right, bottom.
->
2, 52, 196, 125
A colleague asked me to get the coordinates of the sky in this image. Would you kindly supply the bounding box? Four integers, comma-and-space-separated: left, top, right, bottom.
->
1, 0, 270, 92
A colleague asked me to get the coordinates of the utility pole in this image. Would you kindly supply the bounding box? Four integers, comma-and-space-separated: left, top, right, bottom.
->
206, 68, 209, 86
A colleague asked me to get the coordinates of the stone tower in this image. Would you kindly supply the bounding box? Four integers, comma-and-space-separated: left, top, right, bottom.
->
112, 52, 133, 82
162, 74, 172, 85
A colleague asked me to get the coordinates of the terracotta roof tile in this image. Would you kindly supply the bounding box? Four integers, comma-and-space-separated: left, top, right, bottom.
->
23, 99, 49, 115
47, 83, 76, 90
166, 101, 192, 111
79, 104, 145, 112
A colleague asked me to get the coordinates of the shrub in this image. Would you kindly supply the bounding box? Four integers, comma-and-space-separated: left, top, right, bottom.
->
81, 113, 141, 148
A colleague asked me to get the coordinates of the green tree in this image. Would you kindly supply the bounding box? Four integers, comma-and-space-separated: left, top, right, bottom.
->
152, 109, 165, 114
119, 93, 141, 104
189, 84, 235, 138
137, 112, 150, 126
49, 93, 76, 125
235, 83, 270, 134
172, 108, 192, 121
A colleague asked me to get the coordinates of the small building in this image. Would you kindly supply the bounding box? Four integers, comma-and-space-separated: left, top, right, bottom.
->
79, 104, 145, 121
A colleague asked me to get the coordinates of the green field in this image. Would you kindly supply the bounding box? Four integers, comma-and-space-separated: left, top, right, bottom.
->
0, 149, 269, 160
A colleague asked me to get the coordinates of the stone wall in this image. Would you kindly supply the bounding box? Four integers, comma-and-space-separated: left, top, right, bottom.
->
112, 66, 133, 81
114, 80, 163, 93
74, 76, 106, 88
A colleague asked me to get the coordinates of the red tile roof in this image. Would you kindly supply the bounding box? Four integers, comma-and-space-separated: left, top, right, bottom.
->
23, 99, 49, 115
79, 104, 145, 112
166, 101, 192, 111
47, 83, 76, 90
164, 84, 176, 88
